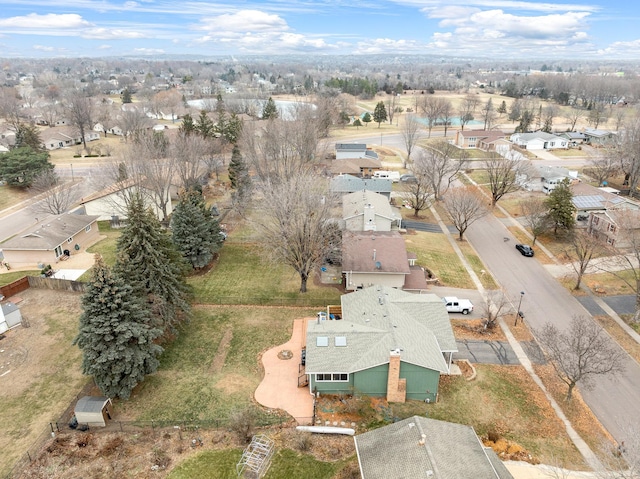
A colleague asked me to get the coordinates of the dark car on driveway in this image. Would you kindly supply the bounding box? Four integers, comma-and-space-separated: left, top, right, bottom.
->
400, 174, 417, 183
515, 244, 534, 257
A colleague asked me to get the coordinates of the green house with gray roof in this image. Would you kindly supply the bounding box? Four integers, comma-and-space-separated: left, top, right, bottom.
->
305, 286, 457, 403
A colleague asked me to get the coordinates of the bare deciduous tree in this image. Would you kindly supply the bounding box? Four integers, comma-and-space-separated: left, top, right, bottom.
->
535, 315, 625, 400
29, 169, 79, 215
481, 290, 513, 330
64, 93, 94, 150
485, 150, 532, 206
565, 230, 605, 290
586, 150, 620, 187
400, 114, 422, 167
254, 172, 340, 293
442, 186, 488, 241
400, 172, 433, 217
241, 116, 325, 182
596, 425, 640, 479
615, 116, 640, 194
119, 107, 152, 141
519, 196, 550, 245
458, 94, 479, 131
419, 96, 447, 138
438, 98, 454, 137
564, 106, 582, 132
413, 140, 468, 201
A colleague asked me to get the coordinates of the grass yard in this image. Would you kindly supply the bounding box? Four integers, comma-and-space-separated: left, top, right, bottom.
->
188, 243, 342, 306
582, 269, 637, 296
0, 185, 30, 213
404, 231, 476, 288
0, 290, 87, 478
429, 366, 593, 470
115, 305, 316, 423
0, 270, 40, 286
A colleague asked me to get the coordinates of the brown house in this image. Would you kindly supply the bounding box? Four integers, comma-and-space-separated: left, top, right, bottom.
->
341, 231, 427, 291
588, 209, 640, 248
0, 214, 100, 267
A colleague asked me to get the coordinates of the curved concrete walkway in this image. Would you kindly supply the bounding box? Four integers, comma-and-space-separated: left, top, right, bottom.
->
254, 318, 315, 425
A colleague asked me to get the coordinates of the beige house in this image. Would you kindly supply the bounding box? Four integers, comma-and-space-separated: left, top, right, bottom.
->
454, 129, 507, 150
342, 190, 401, 232
588, 209, 640, 248
342, 231, 426, 291
0, 214, 100, 267
79, 179, 172, 222
330, 157, 382, 178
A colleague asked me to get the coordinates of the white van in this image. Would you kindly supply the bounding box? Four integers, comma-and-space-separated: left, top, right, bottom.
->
373, 171, 400, 183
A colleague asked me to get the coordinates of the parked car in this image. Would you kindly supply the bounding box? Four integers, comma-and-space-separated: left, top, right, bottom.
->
400, 174, 417, 183
515, 244, 534, 257
442, 297, 474, 314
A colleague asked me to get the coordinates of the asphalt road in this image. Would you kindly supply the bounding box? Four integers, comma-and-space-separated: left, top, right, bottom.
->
465, 212, 640, 443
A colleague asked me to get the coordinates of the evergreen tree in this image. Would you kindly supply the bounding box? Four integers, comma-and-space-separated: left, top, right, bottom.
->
115, 193, 191, 335
74, 256, 163, 400
179, 113, 196, 136
545, 179, 576, 236
195, 110, 215, 139
15, 123, 44, 151
223, 111, 243, 145
228, 145, 249, 190
373, 101, 388, 127
0, 147, 53, 188
362, 112, 372, 127
171, 188, 223, 269
121, 88, 132, 104
353, 118, 362, 130
497, 100, 508, 115
262, 97, 279, 120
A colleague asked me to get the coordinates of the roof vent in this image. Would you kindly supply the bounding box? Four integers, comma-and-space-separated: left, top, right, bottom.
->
375, 261, 382, 270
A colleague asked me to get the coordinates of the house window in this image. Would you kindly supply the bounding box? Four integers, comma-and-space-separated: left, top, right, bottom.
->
316, 373, 348, 382
608, 224, 617, 233
592, 217, 600, 226
55, 245, 63, 257
607, 237, 615, 246
85, 224, 91, 232
67, 237, 73, 243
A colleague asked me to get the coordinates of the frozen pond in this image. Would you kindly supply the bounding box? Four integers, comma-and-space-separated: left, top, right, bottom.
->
187, 98, 315, 120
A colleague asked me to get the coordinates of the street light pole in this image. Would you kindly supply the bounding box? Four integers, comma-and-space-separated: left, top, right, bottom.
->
514, 291, 525, 326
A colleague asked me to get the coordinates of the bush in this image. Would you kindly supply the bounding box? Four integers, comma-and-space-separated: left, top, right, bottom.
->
228, 408, 256, 444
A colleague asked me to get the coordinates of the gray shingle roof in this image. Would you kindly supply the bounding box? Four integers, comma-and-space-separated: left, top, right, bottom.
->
1, 214, 99, 251
342, 190, 400, 222
354, 416, 514, 479
330, 174, 392, 194
305, 286, 455, 374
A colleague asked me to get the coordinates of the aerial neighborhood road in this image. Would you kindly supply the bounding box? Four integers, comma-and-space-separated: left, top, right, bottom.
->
465, 209, 640, 443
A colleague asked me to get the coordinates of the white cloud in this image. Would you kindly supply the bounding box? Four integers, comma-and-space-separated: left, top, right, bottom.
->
399, 0, 599, 14
354, 38, 423, 54
195, 10, 289, 34
82, 28, 146, 40
98, 44, 112, 50
133, 48, 165, 54
0, 13, 92, 30
33, 44, 55, 51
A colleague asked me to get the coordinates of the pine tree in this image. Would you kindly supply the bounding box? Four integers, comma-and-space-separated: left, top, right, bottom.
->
262, 97, 279, 120
373, 101, 388, 127
362, 112, 372, 127
121, 88, 132, 104
179, 113, 196, 136
224, 111, 243, 145
171, 188, 223, 269
228, 145, 251, 207
545, 179, 576, 236
74, 256, 163, 400
115, 193, 191, 335
195, 110, 215, 139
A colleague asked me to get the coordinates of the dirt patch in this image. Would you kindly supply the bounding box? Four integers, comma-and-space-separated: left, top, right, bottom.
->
452, 318, 507, 341
215, 373, 253, 395
209, 329, 233, 373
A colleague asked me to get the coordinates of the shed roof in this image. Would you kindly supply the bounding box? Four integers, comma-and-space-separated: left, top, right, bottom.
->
75, 396, 110, 414
354, 416, 514, 479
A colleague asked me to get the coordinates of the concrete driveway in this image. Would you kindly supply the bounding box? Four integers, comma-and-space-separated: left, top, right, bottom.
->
454, 339, 519, 365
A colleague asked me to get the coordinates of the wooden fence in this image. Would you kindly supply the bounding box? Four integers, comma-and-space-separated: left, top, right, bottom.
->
27, 276, 86, 293
0, 277, 30, 299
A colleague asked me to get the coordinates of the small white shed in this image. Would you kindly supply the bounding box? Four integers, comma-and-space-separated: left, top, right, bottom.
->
74, 396, 113, 427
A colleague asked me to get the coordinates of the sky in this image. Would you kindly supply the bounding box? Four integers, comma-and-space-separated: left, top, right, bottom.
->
0, 0, 639, 60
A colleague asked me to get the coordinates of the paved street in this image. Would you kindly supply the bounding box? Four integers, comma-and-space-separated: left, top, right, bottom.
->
465, 211, 640, 443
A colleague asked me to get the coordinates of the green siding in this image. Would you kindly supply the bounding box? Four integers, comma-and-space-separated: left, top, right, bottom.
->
401, 362, 440, 402
309, 362, 440, 401
353, 363, 388, 396
311, 375, 354, 395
